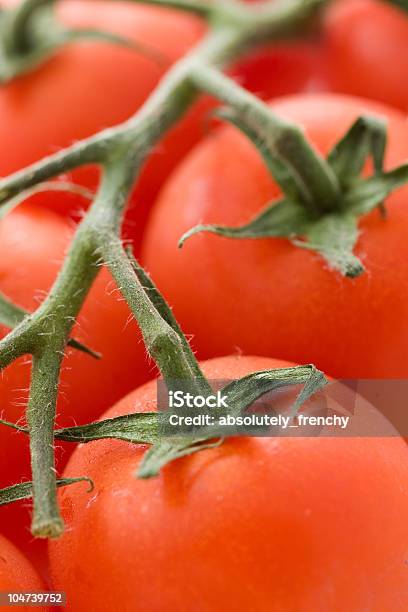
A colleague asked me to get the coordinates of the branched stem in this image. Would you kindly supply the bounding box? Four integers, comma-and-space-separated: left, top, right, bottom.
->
0, 318, 34, 370
0, 0, 329, 535
0, 133, 115, 206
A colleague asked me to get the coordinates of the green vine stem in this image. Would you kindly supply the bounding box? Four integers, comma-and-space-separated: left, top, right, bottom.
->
3, 0, 51, 55
101, 236, 212, 394
27, 347, 65, 537
190, 64, 340, 212
0, 0, 329, 537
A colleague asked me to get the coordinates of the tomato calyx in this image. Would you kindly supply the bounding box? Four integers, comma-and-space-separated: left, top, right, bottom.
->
179, 113, 408, 278
137, 364, 325, 478
0, 0, 153, 83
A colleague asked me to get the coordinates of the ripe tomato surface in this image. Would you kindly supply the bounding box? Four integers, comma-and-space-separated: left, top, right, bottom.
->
0, 204, 150, 554
49, 354, 408, 611
0, 0, 204, 172
142, 93, 408, 379
0, 533, 48, 611
230, 40, 325, 99
323, 0, 408, 112
0, 0, 206, 251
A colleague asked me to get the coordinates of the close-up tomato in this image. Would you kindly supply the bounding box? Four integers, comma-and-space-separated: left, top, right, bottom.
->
48, 355, 408, 611
0, 0, 407, 608
0, 532, 48, 611
142, 93, 408, 379
323, 0, 408, 112
229, 40, 325, 100
0, 203, 150, 556
0, 0, 206, 251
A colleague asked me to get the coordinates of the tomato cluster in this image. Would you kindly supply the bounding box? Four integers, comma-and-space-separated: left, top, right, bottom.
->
1, 0, 408, 609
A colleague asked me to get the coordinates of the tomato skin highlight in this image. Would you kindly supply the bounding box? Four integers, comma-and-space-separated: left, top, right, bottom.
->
323, 0, 408, 112
142, 93, 408, 379
0, 204, 151, 553
49, 355, 408, 612
0, 533, 48, 611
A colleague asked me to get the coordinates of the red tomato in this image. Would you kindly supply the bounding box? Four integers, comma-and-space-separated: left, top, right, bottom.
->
49, 354, 408, 611
0, 532, 48, 611
0, 0, 206, 251
142, 93, 408, 379
323, 0, 408, 112
0, 204, 149, 555
230, 41, 326, 100
0, 0, 204, 172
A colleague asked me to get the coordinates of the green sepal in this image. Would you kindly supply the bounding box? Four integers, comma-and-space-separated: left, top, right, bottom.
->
221, 364, 326, 419
179, 198, 310, 247
137, 364, 327, 478
54, 412, 161, 445
0, 291, 100, 359
137, 438, 223, 479
0, 412, 161, 445
294, 213, 364, 278
344, 163, 408, 215
179, 199, 365, 276
0, 477, 93, 507
328, 115, 386, 187
216, 108, 302, 201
